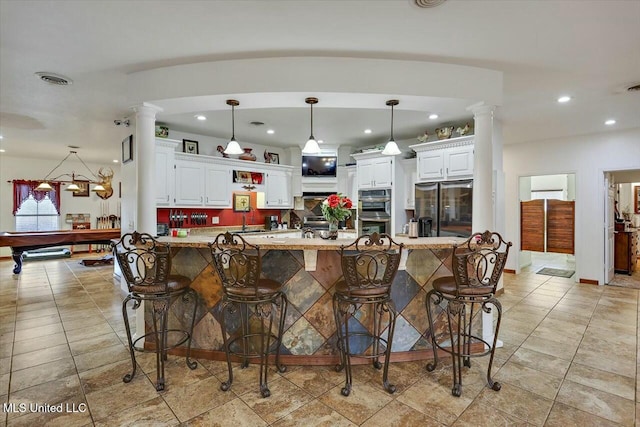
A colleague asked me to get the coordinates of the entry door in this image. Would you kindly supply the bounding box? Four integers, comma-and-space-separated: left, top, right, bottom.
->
605, 175, 615, 283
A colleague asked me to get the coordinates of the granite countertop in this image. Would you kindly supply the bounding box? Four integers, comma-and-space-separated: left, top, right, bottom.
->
187, 227, 357, 236
158, 234, 463, 250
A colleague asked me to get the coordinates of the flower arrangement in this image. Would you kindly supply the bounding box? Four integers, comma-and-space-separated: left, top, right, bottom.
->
321, 193, 353, 224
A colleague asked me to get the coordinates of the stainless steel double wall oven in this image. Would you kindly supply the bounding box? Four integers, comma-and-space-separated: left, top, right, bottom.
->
358, 189, 391, 235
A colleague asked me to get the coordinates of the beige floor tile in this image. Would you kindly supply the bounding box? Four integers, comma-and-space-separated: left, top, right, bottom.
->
11, 343, 71, 371
546, 401, 621, 427
567, 362, 635, 400
68, 332, 123, 356
395, 374, 479, 425
283, 365, 346, 397
556, 379, 635, 425
79, 359, 137, 394
371, 402, 446, 426
11, 332, 67, 356
84, 373, 159, 421
239, 377, 314, 424
508, 347, 570, 378
93, 395, 179, 426
494, 361, 562, 400
146, 357, 210, 389
273, 399, 357, 427
10, 357, 77, 392
453, 399, 529, 426
473, 383, 553, 426
182, 397, 268, 426
520, 335, 578, 361
64, 321, 114, 343
73, 342, 130, 373
319, 382, 395, 425
573, 341, 635, 378
12, 322, 64, 342
7, 374, 84, 420
162, 375, 236, 422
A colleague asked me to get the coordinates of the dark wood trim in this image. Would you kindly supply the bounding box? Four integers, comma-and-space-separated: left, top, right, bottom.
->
579, 278, 599, 285
494, 288, 504, 297
504, 268, 516, 274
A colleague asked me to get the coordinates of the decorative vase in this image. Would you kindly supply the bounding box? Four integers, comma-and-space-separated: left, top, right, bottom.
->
327, 219, 339, 240
239, 148, 257, 161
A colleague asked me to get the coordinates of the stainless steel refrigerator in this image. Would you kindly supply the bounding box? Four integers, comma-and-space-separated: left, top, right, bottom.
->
414, 180, 473, 237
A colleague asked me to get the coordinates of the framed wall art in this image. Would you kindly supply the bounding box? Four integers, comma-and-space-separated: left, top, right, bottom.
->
268, 152, 280, 164
122, 135, 133, 164
233, 193, 251, 212
72, 180, 90, 197
183, 139, 199, 154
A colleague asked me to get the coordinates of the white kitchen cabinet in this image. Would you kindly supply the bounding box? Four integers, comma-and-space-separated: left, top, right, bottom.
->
204, 164, 232, 207
402, 159, 417, 209
417, 150, 445, 181
355, 155, 393, 189
265, 169, 292, 208
155, 140, 177, 206
445, 145, 474, 179
410, 136, 474, 182
174, 159, 204, 206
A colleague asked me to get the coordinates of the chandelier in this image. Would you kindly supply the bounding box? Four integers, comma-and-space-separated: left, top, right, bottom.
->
35, 150, 106, 193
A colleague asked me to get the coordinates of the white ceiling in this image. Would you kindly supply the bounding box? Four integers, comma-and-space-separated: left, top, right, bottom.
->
0, 0, 639, 165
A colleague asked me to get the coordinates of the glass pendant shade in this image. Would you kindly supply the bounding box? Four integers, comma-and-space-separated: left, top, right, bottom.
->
302, 97, 321, 154
92, 184, 106, 192
224, 99, 244, 155
382, 139, 401, 155
35, 182, 53, 191
382, 99, 401, 156
65, 183, 81, 192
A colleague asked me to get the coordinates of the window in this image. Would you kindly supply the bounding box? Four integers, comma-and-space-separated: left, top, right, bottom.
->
12, 179, 61, 232
15, 194, 59, 232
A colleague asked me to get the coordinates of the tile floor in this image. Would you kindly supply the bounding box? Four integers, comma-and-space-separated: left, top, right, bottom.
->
1, 255, 638, 426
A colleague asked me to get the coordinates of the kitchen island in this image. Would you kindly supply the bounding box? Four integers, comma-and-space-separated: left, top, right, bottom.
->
147, 234, 464, 365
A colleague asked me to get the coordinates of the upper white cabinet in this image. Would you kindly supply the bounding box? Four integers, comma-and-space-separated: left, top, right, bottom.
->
401, 159, 417, 209
352, 152, 394, 189
410, 136, 474, 182
265, 169, 293, 208
204, 164, 232, 207
174, 158, 205, 206
155, 139, 178, 206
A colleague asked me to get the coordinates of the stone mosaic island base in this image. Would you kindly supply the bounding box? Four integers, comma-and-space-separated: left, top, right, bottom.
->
143, 235, 473, 365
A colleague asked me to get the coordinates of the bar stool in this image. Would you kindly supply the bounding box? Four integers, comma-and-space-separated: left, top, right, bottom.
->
209, 232, 288, 398
333, 233, 403, 396
112, 231, 198, 391
425, 230, 511, 397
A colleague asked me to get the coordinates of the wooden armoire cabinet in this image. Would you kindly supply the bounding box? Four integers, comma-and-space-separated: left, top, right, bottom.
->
614, 230, 638, 275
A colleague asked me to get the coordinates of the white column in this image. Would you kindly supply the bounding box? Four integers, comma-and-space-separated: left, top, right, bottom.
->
132, 102, 163, 235
130, 102, 162, 346
468, 103, 503, 348
469, 103, 495, 232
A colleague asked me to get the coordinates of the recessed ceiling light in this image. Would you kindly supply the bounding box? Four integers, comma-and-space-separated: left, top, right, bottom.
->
113, 159, 119, 163
318, 140, 324, 144
557, 95, 571, 103
364, 129, 372, 134
428, 114, 438, 120
605, 119, 616, 125
0, 149, 5, 153
35, 71, 72, 86
195, 115, 207, 121
266, 129, 275, 134
0, 135, 3, 139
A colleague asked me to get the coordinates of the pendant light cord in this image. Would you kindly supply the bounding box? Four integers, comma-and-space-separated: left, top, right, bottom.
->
390, 103, 395, 141
231, 104, 236, 140
309, 101, 314, 139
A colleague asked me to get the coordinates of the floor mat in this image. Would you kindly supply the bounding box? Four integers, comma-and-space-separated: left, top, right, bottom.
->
536, 267, 575, 278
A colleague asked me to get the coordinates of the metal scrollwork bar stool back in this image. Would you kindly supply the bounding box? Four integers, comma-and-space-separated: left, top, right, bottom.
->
425, 230, 511, 397
209, 232, 288, 398
112, 231, 198, 391
333, 232, 404, 396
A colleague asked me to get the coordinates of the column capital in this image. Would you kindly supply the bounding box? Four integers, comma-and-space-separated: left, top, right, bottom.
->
130, 102, 163, 118
467, 102, 495, 117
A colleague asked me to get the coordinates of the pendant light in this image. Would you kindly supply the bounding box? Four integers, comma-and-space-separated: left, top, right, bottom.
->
34, 150, 108, 192
381, 99, 401, 156
302, 97, 321, 154
224, 99, 243, 155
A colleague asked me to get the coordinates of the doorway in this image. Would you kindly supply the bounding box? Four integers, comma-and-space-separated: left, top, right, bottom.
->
519, 174, 576, 276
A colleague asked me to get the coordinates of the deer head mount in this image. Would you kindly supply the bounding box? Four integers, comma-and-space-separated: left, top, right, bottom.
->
95, 167, 114, 200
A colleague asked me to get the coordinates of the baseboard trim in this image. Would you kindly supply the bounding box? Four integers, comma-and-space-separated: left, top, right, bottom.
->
579, 278, 599, 285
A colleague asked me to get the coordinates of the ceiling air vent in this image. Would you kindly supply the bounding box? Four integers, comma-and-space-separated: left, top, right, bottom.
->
414, 0, 447, 8
249, 121, 265, 126
35, 72, 73, 86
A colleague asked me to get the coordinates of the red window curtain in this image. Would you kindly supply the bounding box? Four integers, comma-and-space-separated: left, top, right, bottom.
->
12, 180, 61, 215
